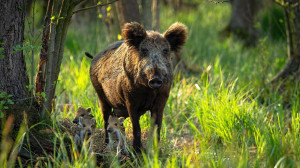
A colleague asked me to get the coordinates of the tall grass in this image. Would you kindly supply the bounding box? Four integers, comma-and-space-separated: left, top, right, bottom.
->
17, 1, 300, 167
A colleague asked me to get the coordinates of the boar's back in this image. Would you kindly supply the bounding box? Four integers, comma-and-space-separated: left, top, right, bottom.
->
92, 41, 124, 62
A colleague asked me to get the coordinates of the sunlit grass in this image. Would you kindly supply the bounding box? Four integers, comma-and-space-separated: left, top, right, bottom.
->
16, 2, 300, 167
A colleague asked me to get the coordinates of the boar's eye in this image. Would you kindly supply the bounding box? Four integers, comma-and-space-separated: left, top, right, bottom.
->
114, 123, 118, 126
82, 124, 86, 127
80, 114, 84, 116
163, 49, 169, 55
141, 48, 148, 56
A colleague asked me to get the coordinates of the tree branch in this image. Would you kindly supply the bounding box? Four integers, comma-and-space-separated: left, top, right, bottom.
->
72, 0, 119, 14
208, 0, 230, 4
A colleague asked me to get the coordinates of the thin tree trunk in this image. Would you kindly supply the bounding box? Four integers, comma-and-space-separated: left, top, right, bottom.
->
115, 0, 140, 28
42, 0, 59, 117
271, 0, 300, 83
36, 0, 118, 117
141, 0, 152, 30
35, 0, 53, 105
221, 0, 258, 46
41, 0, 87, 117
153, 0, 160, 31
95, 1, 111, 42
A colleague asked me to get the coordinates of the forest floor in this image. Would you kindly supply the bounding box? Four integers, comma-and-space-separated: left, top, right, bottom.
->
10, 2, 300, 167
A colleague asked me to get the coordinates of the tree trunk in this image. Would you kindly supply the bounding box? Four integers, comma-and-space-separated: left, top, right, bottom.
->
141, 0, 153, 30
0, 0, 37, 126
41, 0, 79, 117
221, 0, 258, 46
115, 0, 141, 28
0, 0, 28, 100
35, 0, 53, 105
153, 0, 160, 31
271, 0, 300, 83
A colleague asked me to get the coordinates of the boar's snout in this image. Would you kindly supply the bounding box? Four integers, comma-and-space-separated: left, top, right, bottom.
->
73, 118, 78, 124
148, 75, 163, 89
107, 127, 113, 133
86, 130, 92, 137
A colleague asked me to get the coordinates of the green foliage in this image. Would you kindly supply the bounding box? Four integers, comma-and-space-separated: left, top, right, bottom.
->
19, 2, 300, 167
0, 47, 4, 59
0, 92, 14, 118
261, 5, 286, 40
0, 116, 26, 167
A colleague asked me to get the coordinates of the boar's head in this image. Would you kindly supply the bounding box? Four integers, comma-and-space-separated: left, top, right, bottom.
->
122, 22, 187, 89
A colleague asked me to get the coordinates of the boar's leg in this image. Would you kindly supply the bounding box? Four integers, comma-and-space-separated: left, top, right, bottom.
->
127, 106, 142, 152
132, 117, 142, 152
150, 96, 168, 142
150, 112, 163, 141
98, 98, 112, 144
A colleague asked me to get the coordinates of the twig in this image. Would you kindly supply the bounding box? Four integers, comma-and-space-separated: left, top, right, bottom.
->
72, 0, 119, 14
30, 0, 35, 107
208, 0, 230, 4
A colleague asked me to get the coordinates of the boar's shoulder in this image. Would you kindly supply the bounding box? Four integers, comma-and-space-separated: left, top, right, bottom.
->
92, 41, 124, 64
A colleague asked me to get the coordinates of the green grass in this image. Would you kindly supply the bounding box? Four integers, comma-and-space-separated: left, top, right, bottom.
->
17, 2, 300, 167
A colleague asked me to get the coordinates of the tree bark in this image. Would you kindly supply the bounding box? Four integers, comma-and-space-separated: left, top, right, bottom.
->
271, 0, 300, 83
221, 0, 258, 46
0, 0, 28, 100
35, 0, 53, 105
0, 0, 40, 126
115, 0, 140, 28
41, 0, 78, 117
36, 0, 118, 118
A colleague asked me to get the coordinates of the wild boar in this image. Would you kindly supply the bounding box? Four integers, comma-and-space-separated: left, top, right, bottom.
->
73, 106, 93, 124
88, 22, 187, 152
105, 115, 129, 156
74, 115, 96, 153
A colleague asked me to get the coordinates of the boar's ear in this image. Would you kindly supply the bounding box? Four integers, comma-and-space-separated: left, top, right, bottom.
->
163, 22, 187, 52
122, 22, 146, 48
119, 117, 125, 125
108, 115, 112, 122
86, 107, 91, 114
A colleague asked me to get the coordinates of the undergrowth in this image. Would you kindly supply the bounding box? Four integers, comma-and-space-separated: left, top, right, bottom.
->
4, 1, 299, 167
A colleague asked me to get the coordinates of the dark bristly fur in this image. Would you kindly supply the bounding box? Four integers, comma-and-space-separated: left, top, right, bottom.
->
88, 22, 187, 152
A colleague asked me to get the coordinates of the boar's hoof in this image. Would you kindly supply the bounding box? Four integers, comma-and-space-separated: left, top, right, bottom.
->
148, 76, 163, 89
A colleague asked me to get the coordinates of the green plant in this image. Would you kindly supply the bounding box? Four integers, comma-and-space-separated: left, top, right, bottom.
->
0, 92, 14, 118
17, 2, 300, 167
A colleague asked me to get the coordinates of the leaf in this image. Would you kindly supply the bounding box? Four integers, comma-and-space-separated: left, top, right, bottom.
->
106, 6, 111, 12
51, 16, 56, 21
41, 92, 46, 99
7, 100, 14, 105
291, 11, 295, 19
117, 34, 122, 40
0, 92, 6, 97
0, 55, 4, 59
18, 6, 24, 11
279, 19, 283, 23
